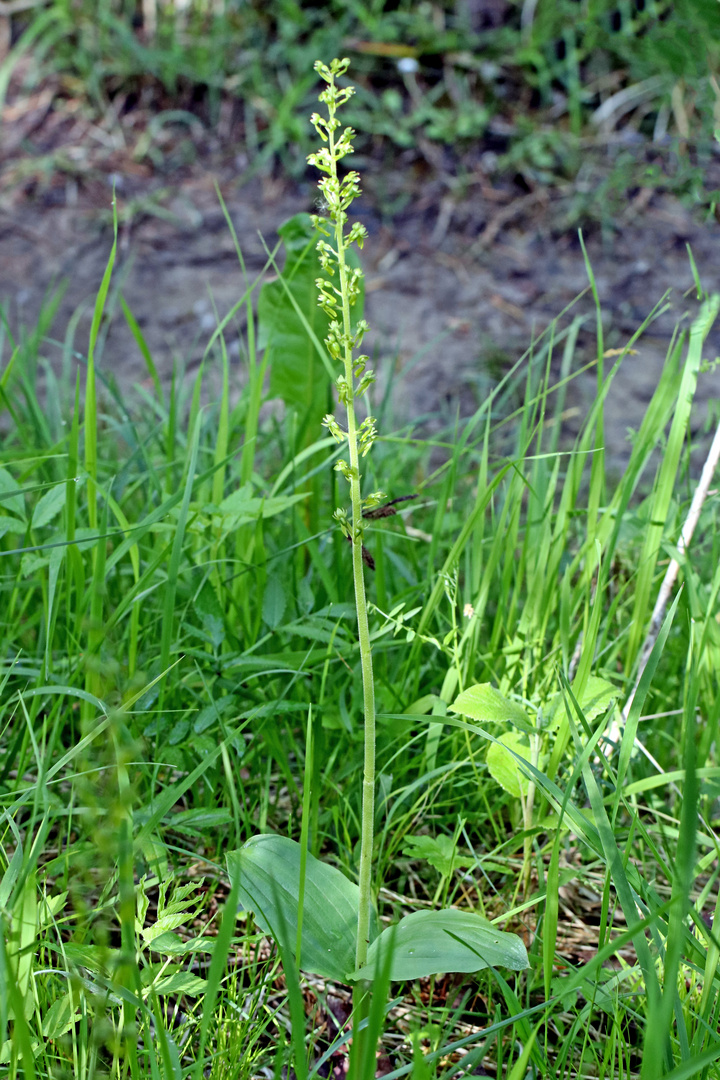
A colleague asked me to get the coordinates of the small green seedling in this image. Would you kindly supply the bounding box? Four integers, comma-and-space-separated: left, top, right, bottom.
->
450, 677, 618, 894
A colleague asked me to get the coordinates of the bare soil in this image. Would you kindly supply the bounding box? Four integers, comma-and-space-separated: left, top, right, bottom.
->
2, 71, 720, 476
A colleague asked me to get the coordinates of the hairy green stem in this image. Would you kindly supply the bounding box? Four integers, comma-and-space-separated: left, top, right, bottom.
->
309, 71, 377, 1042
326, 127, 376, 974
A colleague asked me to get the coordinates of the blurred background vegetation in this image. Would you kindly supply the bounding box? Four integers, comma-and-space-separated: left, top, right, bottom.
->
3, 0, 720, 215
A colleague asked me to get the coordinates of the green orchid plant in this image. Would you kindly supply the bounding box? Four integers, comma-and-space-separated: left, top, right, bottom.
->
228, 58, 529, 1064
307, 58, 379, 976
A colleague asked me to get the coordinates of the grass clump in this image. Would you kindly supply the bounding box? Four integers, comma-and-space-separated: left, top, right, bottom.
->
5, 0, 720, 218
3, 53, 720, 1080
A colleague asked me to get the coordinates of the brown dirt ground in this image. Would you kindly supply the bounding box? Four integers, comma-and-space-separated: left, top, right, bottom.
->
2, 63, 720, 476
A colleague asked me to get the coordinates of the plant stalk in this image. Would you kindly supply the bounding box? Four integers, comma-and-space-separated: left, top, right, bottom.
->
327, 129, 376, 975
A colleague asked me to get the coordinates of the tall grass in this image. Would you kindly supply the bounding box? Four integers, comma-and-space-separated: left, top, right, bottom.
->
1, 196, 720, 1075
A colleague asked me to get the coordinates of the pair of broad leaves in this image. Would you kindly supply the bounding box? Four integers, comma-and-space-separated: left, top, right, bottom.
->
229, 678, 621, 984
229, 678, 615, 982
229, 677, 616, 983
228, 832, 528, 984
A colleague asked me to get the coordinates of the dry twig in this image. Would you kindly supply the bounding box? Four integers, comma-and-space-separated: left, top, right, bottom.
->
604, 416, 720, 757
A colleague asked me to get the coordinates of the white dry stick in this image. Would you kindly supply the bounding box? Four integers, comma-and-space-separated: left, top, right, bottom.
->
0, 0, 49, 13
142, 0, 157, 39
604, 416, 720, 757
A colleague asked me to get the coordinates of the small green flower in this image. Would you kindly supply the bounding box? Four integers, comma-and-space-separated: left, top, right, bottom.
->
308, 57, 377, 540
309, 60, 379, 980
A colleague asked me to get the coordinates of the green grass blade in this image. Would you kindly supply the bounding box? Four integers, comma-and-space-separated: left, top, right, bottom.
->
85, 196, 118, 533
627, 296, 719, 669
192, 874, 242, 1080
120, 295, 163, 402
641, 626, 701, 1078
159, 410, 202, 698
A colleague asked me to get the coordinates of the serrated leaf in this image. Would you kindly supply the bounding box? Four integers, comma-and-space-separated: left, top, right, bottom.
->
228, 833, 378, 982
350, 908, 529, 982
202, 487, 308, 536
147, 930, 215, 956
146, 930, 188, 954
297, 575, 315, 615
141, 961, 181, 987
542, 675, 618, 733
21, 551, 50, 578
262, 576, 286, 630
141, 914, 189, 943
576, 675, 618, 721
0, 516, 26, 539
193, 695, 235, 734
31, 484, 66, 530
67, 527, 100, 551
194, 581, 226, 649
401, 834, 470, 878
449, 684, 532, 733
168, 718, 190, 745
42, 993, 81, 1038
486, 731, 532, 798
162, 880, 199, 908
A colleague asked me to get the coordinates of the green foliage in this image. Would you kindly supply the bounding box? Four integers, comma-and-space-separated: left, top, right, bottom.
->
230, 834, 528, 984
258, 211, 364, 441
259, 214, 332, 431
450, 682, 534, 732
232, 68, 529, 1071
306, 59, 379, 989
352, 908, 529, 982
4, 48, 720, 1075
486, 730, 534, 799
401, 833, 470, 878
11, 0, 720, 206
228, 833, 374, 983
